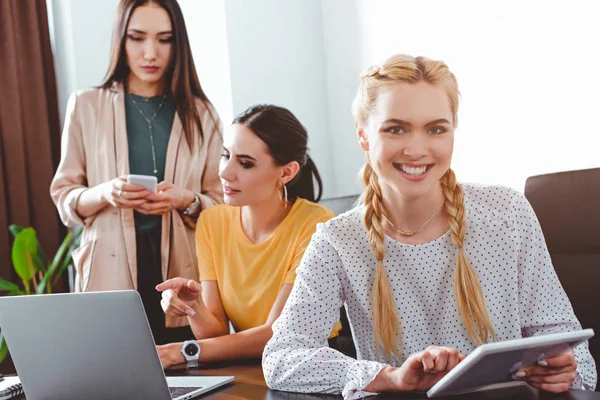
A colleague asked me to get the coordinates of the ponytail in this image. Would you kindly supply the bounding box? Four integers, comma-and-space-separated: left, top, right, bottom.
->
287, 156, 323, 203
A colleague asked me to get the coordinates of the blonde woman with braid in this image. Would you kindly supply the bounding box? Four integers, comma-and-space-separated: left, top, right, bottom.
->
262, 54, 597, 399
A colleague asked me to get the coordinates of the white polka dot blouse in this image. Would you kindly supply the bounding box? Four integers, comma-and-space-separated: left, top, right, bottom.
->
262, 184, 597, 399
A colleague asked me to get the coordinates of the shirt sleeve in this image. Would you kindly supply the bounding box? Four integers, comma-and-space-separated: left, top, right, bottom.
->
196, 210, 217, 281
49, 92, 94, 228
263, 226, 388, 399
284, 208, 335, 284
512, 192, 597, 390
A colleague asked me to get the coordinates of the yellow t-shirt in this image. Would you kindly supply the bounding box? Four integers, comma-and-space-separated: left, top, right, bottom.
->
196, 198, 339, 335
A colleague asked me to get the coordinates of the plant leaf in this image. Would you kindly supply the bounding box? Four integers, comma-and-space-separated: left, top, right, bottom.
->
52, 226, 83, 286
34, 242, 47, 272
72, 225, 83, 246
49, 232, 73, 273
11, 228, 38, 282
0, 331, 8, 365
10, 226, 46, 272
0, 278, 19, 293
39, 231, 73, 294
8, 224, 24, 238
38, 271, 51, 295
53, 253, 73, 287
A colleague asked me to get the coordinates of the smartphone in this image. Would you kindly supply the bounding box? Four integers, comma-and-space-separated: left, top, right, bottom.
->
127, 174, 158, 193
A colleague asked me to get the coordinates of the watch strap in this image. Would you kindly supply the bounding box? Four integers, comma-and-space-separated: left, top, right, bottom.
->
183, 193, 201, 216
181, 340, 201, 369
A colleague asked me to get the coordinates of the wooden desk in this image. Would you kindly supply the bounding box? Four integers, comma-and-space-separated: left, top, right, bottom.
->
168, 361, 600, 400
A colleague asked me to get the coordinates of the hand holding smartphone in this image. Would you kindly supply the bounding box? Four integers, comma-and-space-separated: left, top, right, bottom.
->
127, 174, 158, 193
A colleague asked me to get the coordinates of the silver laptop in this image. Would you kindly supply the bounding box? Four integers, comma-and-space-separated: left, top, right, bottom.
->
0, 290, 233, 400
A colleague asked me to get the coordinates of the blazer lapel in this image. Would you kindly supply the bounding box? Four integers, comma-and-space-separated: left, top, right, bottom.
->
111, 83, 137, 287
160, 113, 183, 280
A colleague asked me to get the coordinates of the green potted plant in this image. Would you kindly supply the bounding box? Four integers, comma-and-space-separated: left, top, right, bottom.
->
0, 224, 82, 364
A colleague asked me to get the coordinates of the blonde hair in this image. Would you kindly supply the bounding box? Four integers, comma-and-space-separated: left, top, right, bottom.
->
354, 54, 496, 362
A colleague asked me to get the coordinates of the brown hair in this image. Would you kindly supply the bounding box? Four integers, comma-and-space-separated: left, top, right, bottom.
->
353, 54, 496, 362
233, 105, 323, 202
101, 0, 215, 147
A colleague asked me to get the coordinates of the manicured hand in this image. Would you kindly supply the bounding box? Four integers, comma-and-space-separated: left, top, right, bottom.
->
156, 278, 202, 317
514, 349, 577, 393
103, 176, 150, 209
137, 181, 194, 215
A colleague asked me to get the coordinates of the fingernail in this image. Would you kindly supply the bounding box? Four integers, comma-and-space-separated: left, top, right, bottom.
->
537, 360, 548, 367
185, 309, 196, 316
515, 371, 526, 378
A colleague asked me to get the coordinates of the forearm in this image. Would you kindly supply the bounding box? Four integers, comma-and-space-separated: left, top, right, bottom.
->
169, 324, 273, 365
198, 324, 273, 362
176, 189, 195, 211
187, 303, 230, 339
364, 367, 398, 393
76, 183, 110, 218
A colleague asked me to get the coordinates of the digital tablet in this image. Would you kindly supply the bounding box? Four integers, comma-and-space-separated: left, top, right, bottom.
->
427, 329, 594, 397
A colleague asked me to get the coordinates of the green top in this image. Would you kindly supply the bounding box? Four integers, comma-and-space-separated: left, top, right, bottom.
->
124, 92, 176, 232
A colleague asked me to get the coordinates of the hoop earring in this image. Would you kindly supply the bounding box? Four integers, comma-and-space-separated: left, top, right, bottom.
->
279, 184, 288, 208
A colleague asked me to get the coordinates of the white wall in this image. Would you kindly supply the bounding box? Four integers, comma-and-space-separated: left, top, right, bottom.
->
319, 0, 365, 197
223, 0, 336, 198
179, 0, 234, 127
49, 1, 600, 197
47, 0, 119, 122
355, 0, 600, 191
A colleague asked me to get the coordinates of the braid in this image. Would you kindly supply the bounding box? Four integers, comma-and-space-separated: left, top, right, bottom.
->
440, 169, 497, 344
361, 163, 401, 362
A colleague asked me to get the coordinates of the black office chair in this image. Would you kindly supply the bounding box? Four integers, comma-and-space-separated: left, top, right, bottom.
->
525, 168, 600, 385
319, 194, 360, 216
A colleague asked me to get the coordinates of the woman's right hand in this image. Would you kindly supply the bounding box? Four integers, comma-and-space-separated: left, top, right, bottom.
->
365, 346, 465, 393
156, 278, 203, 317
103, 176, 150, 209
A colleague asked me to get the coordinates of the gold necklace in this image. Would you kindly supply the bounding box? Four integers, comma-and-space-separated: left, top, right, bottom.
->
382, 197, 445, 236
130, 94, 167, 175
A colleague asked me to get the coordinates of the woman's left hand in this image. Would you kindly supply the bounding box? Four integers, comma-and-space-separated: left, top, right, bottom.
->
514, 349, 577, 393
156, 343, 185, 369
137, 181, 195, 215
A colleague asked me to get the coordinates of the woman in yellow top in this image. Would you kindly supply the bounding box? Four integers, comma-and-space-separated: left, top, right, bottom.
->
155, 104, 338, 367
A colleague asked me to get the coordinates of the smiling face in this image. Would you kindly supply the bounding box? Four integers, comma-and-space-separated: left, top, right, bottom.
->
125, 3, 173, 88
219, 124, 297, 207
358, 81, 455, 200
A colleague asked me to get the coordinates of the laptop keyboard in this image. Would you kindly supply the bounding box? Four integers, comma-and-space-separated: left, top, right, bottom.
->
169, 386, 203, 398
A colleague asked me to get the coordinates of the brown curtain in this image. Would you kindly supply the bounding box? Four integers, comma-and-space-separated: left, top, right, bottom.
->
0, 1, 64, 288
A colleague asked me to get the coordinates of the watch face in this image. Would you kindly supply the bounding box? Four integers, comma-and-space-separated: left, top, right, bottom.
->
184, 343, 199, 357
